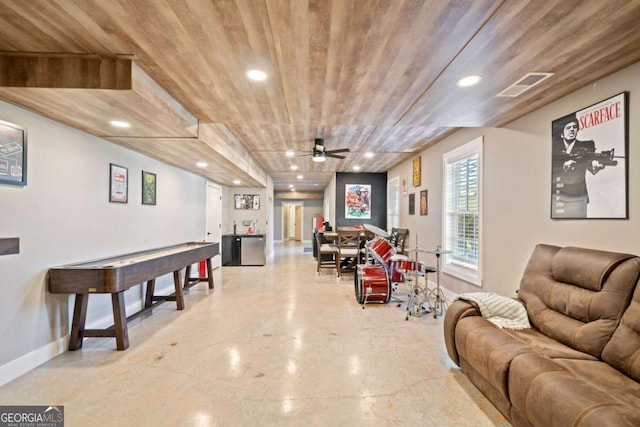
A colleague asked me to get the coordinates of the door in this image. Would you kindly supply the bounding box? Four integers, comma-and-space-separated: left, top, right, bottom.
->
206, 183, 222, 268
294, 205, 302, 241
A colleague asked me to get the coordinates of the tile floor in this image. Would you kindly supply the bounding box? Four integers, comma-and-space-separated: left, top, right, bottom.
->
0, 241, 509, 426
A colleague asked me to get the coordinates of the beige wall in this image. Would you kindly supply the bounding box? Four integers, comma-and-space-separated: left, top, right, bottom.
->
389, 61, 640, 297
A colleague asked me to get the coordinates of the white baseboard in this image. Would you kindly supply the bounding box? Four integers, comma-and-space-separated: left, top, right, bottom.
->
0, 335, 68, 387
0, 292, 159, 387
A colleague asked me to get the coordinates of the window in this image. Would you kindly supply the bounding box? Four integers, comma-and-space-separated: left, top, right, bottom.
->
387, 176, 400, 230
442, 136, 482, 286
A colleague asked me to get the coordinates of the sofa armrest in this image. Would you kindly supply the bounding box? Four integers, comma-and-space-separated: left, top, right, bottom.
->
443, 300, 481, 367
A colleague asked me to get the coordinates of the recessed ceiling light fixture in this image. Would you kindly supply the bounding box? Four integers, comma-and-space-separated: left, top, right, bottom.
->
196, 162, 208, 168
246, 69, 267, 81
291, 188, 295, 192
288, 184, 293, 188
285, 151, 295, 157
109, 120, 131, 128
457, 75, 481, 88
290, 165, 298, 171
297, 175, 303, 180
233, 179, 241, 185
353, 165, 361, 171
365, 152, 374, 158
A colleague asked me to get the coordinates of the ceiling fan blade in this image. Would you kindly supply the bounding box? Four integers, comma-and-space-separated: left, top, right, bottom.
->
326, 148, 350, 154
326, 153, 346, 159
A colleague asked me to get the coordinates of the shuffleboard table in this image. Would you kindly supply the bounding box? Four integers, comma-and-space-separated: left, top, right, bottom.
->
48, 241, 219, 350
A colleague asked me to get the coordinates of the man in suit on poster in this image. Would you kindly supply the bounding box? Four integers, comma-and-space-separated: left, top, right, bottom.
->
551, 114, 605, 218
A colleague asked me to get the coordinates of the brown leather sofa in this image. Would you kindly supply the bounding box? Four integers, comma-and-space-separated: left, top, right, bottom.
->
444, 244, 640, 427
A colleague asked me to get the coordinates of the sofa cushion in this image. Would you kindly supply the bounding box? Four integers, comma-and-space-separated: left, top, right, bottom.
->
503, 327, 597, 361
602, 283, 640, 381
518, 244, 640, 358
509, 352, 640, 427
455, 316, 534, 400
551, 246, 633, 291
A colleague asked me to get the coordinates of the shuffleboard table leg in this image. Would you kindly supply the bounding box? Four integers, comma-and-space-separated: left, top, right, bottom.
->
144, 279, 156, 308
206, 258, 214, 289
173, 270, 185, 310
69, 293, 89, 350
111, 292, 129, 351
183, 265, 192, 289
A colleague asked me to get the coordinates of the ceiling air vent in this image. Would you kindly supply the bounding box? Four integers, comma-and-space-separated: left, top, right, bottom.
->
496, 72, 554, 97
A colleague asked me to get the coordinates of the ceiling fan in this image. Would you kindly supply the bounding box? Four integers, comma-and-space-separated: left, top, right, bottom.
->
307, 138, 350, 162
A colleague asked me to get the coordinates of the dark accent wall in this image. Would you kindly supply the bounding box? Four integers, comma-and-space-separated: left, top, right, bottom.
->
336, 172, 387, 229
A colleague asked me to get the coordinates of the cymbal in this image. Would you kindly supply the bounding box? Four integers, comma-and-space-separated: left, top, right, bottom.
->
406, 247, 431, 253
362, 224, 390, 238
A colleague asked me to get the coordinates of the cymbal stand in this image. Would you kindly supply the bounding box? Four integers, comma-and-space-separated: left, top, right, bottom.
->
425, 245, 447, 318
403, 243, 431, 320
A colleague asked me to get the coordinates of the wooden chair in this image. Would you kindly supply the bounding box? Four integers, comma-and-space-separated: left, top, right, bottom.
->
316, 230, 339, 274
337, 229, 361, 278
390, 228, 409, 255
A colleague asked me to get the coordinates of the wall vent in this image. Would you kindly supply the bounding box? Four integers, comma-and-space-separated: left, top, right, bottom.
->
496, 72, 554, 97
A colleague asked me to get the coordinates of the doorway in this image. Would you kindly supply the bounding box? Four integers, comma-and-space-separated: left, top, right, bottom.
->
282, 202, 303, 241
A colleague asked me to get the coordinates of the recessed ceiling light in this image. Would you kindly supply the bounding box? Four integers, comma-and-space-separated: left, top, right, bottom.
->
291, 188, 295, 192
290, 165, 298, 171
285, 151, 295, 157
196, 162, 208, 168
297, 175, 303, 180
233, 179, 241, 185
110, 120, 131, 128
247, 69, 267, 81
353, 165, 361, 171
365, 152, 374, 158
457, 75, 481, 88
288, 184, 293, 188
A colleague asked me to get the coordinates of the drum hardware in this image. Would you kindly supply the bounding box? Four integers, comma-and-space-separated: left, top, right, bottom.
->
424, 245, 452, 318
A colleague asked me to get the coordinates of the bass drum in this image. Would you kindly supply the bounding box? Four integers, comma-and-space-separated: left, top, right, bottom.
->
354, 264, 392, 305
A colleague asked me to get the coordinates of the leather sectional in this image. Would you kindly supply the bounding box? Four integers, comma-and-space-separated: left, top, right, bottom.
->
444, 244, 640, 426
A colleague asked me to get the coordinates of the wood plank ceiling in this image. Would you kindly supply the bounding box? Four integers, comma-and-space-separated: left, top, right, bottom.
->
0, 0, 639, 192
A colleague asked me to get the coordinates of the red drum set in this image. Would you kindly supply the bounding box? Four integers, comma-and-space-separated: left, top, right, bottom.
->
354, 224, 444, 318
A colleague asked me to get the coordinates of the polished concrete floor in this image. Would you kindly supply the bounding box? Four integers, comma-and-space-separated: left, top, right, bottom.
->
0, 241, 509, 426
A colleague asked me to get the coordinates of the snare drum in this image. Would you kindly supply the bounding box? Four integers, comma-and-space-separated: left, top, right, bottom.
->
354, 265, 391, 304
387, 254, 409, 283
368, 237, 396, 264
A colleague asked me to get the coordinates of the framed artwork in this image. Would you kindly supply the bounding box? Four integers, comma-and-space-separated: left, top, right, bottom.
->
142, 171, 157, 205
412, 156, 421, 187
420, 190, 428, 215
345, 184, 371, 219
408, 193, 415, 215
551, 92, 628, 219
401, 176, 408, 196
234, 194, 260, 210
0, 119, 27, 186
109, 163, 128, 203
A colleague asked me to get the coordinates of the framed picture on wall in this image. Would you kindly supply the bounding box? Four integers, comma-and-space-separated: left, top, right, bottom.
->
142, 171, 157, 205
420, 190, 428, 215
109, 163, 128, 203
408, 193, 415, 215
234, 194, 260, 210
550, 92, 628, 219
0, 119, 27, 186
345, 184, 371, 219
412, 157, 421, 187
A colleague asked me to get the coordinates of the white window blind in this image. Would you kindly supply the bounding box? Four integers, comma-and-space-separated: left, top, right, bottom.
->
442, 136, 482, 285
387, 177, 400, 230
